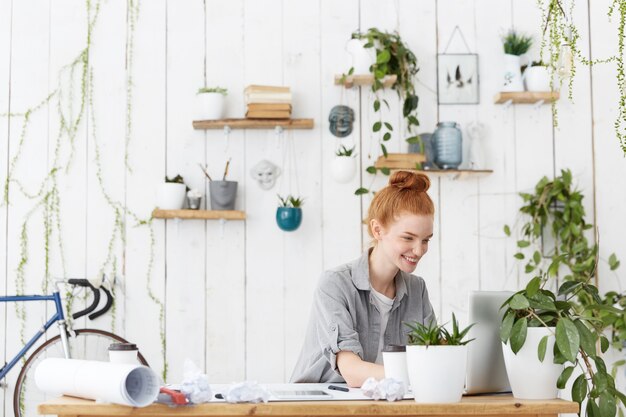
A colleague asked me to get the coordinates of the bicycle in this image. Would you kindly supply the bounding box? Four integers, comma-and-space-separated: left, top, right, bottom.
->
0, 278, 149, 417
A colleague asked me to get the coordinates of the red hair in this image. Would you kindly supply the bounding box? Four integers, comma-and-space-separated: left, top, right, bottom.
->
366, 171, 434, 237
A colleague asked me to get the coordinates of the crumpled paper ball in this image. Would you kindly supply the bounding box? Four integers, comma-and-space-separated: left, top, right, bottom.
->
180, 359, 213, 404
225, 381, 270, 403
361, 377, 406, 402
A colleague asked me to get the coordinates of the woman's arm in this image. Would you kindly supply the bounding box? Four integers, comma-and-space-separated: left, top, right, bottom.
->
336, 351, 385, 387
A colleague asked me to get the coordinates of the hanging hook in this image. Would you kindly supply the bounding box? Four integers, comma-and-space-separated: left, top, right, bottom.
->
274, 125, 284, 136
219, 218, 226, 238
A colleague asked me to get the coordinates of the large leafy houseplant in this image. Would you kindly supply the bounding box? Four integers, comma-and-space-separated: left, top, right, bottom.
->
350, 28, 420, 195
502, 169, 624, 417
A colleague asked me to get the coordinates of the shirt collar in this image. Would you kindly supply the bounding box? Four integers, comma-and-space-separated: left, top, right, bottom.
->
351, 248, 409, 302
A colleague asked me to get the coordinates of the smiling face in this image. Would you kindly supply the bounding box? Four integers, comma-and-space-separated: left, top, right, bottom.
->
370, 212, 434, 274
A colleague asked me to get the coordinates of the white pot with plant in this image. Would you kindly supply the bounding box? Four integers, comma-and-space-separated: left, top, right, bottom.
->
405, 314, 474, 403
523, 61, 551, 92
501, 30, 532, 92
156, 175, 187, 210
345, 37, 374, 74
196, 86, 227, 120
331, 145, 357, 184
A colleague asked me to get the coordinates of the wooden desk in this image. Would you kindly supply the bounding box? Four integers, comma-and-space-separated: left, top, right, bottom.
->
39, 395, 578, 417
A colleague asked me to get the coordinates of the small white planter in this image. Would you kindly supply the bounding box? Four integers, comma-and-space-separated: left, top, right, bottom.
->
406, 345, 467, 403
345, 38, 375, 74
156, 183, 186, 210
523, 66, 551, 91
197, 92, 225, 120
502, 327, 563, 399
502, 54, 524, 92
330, 156, 356, 184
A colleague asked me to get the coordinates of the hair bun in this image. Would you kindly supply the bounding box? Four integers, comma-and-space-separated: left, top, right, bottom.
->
388, 171, 430, 193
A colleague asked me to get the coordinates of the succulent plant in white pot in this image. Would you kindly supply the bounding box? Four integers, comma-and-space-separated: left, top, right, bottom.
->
331, 145, 357, 184
196, 86, 227, 120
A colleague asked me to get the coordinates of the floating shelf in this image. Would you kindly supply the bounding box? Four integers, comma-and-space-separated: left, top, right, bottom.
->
375, 153, 426, 169
152, 209, 246, 220
334, 74, 397, 88
372, 158, 493, 178
494, 91, 560, 105
192, 118, 314, 130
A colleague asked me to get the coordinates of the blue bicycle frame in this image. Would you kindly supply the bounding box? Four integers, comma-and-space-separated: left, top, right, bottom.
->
0, 291, 67, 381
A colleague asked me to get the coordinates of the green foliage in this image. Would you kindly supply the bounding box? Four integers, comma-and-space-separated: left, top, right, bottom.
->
165, 174, 185, 184
502, 30, 533, 55
197, 86, 228, 95
406, 313, 475, 346
335, 145, 356, 157
277, 194, 304, 208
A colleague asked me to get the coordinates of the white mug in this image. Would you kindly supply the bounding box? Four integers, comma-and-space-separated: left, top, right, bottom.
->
108, 343, 139, 365
382, 345, 410, 389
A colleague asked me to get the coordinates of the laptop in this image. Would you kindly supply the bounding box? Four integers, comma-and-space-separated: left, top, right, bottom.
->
464, 290, 513, 395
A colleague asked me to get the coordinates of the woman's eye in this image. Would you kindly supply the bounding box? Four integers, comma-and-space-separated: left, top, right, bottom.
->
422, 239, 431, 244
403, 236, 413, 241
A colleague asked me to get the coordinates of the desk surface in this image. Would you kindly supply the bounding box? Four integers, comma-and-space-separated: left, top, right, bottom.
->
39, 395, 579, 417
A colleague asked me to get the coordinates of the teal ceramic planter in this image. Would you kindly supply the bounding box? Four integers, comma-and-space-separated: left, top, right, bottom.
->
276, 207, 302, 232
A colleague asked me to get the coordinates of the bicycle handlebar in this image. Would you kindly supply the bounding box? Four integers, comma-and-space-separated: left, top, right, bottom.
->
68, 278, 113, 320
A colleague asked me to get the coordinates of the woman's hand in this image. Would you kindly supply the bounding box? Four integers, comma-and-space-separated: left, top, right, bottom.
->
336, 351, 385, 387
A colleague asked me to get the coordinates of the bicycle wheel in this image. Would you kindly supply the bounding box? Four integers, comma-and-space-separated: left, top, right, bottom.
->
13, 328, 149, 417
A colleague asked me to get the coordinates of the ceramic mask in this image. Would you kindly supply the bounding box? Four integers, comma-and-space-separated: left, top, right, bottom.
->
250, 159, 282, 190
328, 105, 355, 138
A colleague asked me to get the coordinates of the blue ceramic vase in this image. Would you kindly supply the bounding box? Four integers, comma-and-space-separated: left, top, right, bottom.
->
433, 121, 462, 170
276, 207, 302, 232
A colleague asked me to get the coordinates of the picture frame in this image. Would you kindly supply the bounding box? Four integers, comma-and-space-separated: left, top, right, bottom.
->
437, 53, 479, 105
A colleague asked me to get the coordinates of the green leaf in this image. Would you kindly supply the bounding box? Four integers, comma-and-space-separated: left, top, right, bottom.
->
556, 318, 580, 363
587, 399, 600, 417
381, 167, 390, 175
533, 250, 541, 265
383, 132, 391, 141
557, 366, 575, 389
510, 318, 528, 354
374, 100, 380, 112
504, 225, 511, 236
376, 49, 391, 64
609, 253, 620, 271
593, 371, 610, 392
538, 335, 548, 362
514, 252, 525, 260
599, 392, 617, 417
500, 310, 515, 343
381, 144, 388, 158
366, 166, 377, 174
572, 373, 588, 404
354, 187, 369, 195
526, 277, 541, 297
517, 240, 531, 248
558, 280, 582, 296
373, 121, 382, 132
384, 122, 393, 131
510, 294, 530, 309
405, 135, 420, 144
601, 336, 610, 353
574, 319, 596, 356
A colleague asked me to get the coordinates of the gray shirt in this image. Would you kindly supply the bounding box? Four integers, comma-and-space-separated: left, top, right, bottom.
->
290, 249, 435, 383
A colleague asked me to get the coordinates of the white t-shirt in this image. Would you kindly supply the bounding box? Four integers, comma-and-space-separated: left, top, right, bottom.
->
370, 286, 395, 364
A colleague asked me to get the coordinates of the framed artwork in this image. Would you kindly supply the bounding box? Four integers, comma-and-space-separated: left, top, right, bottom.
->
437, 53, 479, 105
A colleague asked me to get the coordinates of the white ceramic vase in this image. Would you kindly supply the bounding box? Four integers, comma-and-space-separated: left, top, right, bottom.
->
156, 183, 186, 210
406, 345, 467, 403
345, 38, 374, 74
523, 66, 551, 92
330, 156, 357, 184
197, 92, 225, 120
502, 54, 524, 92
502, 327, 563, 399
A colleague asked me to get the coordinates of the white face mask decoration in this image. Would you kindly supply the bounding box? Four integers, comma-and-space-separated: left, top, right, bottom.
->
250, 159, 282, 190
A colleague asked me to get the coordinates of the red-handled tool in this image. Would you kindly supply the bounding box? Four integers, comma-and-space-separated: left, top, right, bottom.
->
159, 387, 189, 405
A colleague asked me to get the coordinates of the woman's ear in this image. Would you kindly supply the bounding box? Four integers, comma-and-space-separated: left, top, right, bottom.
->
370, 219, 384, 240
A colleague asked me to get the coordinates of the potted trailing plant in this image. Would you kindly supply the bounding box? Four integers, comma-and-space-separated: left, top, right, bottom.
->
276, 194, 303, 232
196, 86, 227, 120
349, 28, 420, 195
156, 175, 187, 210
405, 314, 475, 403
523, 60, 552, 92
331, 145, 357, 184
501, 30, 533, 92
502, 169, 624, 413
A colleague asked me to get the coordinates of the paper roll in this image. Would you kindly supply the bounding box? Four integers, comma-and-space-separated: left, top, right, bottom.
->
35, 358, 159, 407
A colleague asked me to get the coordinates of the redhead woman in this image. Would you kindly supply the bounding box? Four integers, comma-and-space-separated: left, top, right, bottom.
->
290, 171, 436, 387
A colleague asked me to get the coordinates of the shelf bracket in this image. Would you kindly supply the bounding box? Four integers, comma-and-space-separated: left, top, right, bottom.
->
533, 99, 545, 110
274, 125, 284, 135
223, 125, 232, 135
502, 99, 513, 109
219, 218, 227, 237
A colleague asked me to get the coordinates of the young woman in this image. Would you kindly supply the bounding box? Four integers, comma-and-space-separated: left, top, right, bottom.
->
290, 170, 436, 387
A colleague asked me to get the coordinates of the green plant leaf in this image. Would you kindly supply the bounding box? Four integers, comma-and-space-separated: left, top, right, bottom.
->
374, 100, 380, 112
517, 240, 531, 248
572, 374, 588, 404
609, 253, 620, 270
587, 399, 600, 417
557, 366, 575, 389
383, 132, 391, 141
381, 144, 388, 158
526, 277, 541, 297
514, 253, 525, 260
500, 310, 515, 343
600, 391, 617, 417
381, 167, 390, 175
376, 49, 391, 64
558, 280, 582, 296
533, 251, 541, 265
538, 335, 548, 362
601, 336, 610, 353
373, 121, 382, 132
354, 187, 369, 195
510, 294, 530, 309
504, 225, 511, 236
556, 318, 580, 363
384, 122, 393, 131
574, 319, 596, 356
510, 318, 527, 354
366, 166, 376, 174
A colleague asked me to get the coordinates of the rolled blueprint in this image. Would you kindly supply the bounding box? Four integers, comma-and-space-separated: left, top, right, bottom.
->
35, 358, 160, 407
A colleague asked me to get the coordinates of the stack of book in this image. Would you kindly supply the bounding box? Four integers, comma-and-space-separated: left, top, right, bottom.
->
244, 85, 292, 119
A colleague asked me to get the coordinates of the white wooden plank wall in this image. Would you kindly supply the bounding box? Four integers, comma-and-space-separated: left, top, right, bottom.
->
1, 2, 625, 415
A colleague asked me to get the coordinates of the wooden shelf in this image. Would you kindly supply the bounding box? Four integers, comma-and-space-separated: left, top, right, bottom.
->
334, 74, 397, 88
371, 158, 493, 178
152, 209, 246, 220
494, 91, 560, 105
192, 118, 314, 130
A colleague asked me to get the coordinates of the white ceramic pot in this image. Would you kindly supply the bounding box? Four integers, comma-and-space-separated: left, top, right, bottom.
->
406, 345, 467, 403
523, 66, 551, 91
197, 92, 225, 120
502, 327, 563, 399
156, 183, 186, 210
345, 38, 374, 74
502, 54, 524, 92
330, 156, 356, 183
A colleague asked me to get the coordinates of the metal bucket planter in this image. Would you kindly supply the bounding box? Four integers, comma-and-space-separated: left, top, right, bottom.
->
276, 207, 302, 232
209, 181, 237, 210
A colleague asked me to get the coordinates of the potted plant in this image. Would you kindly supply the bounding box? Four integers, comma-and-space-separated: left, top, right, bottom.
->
502, 169, 624, 413
501, 30, 532, 92
196, 86, 227, 120
523, 60, 552, 92
331, 145, 357, 184
156, 175, 187, 210
200, 159, 237, 210
405, 314, 474, 403
276, 194, 303, 232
